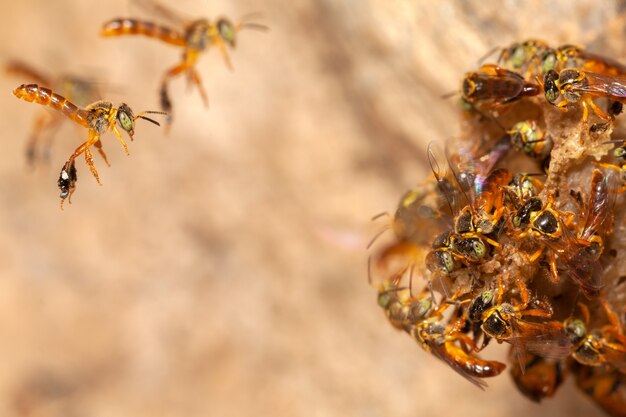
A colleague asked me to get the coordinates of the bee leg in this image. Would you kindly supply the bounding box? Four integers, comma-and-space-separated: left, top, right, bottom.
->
549, 252, 559, 283
66, 131, 101, 185
159, 82, 173, 126
528, 246, 544, 263
585, 96, 611, 121
83, 147, 100, 185
160, 53, 198, 127
189, 67, 209, 108
218, 42, 234, 71
112, 125, 130, 152
93, 138, 111, 166
515, 279, 530, 308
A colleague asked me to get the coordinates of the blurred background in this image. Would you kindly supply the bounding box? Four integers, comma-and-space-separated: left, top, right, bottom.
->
0, 0, 624, 416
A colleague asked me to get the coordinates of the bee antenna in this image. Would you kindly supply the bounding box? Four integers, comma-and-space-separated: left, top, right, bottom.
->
441, 90, 458, 100
134, 110, 168, 126
603, 139, 626, 145
366, 225, 391, 249
371, 211, 390, 221
238, 22, 269, 32
477, 45, 500, 65
137, 116, 161, 127
408, 265, 416, 295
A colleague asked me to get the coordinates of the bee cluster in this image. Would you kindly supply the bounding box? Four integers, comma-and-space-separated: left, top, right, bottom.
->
369, 40, 626, 416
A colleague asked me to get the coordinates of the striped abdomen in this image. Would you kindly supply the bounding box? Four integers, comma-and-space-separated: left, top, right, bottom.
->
101, 18, 186, 47
13, 84, 90, 127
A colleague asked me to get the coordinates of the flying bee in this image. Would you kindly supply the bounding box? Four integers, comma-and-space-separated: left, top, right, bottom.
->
507, 120, 553, 170
13, 84, 165, 207
542, 68, 626, 122
6, 60, 101, 164
101, 0, 267, 127
461, 64, 540, 106
480, 280, 572, 373
509, 351, 567, 403
412, 305, 505, 390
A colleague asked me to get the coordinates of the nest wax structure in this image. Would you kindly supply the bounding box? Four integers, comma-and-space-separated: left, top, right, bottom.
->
369, 40, 626, 417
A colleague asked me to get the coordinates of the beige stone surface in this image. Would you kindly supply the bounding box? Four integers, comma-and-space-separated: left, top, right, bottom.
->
0, 0, 622, 416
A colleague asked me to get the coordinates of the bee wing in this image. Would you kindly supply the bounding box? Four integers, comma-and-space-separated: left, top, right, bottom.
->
131, 0, 192, 29
5, 60, 52, 86
426, 341, 488, 390
428, 142, 462, 217
574, 71, 626, 99
509, 319, 572, 362
603, 344, 626, 372
580, 169, 615, 241
448, 135, 511, 204
563, 246, 605, 297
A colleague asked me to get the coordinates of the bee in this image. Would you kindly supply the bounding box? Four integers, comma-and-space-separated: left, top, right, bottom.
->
6, 60, 101, 164
543, 68, 626, 121
498, 41, 626, 81
425, 145, 512, 270
573, 364, 626, 417
412, 305, 505, 390
565, 299, 626, 371
598, 144, 626, 191
480, 280, 572, 373
465, 289, 495, 347
509, 351, 567, 403
376, 277, 433, 333
560, 169, 613, 296
497, 39, 553, 79
13, 84, 165, 207
566, 319, 626, 371
461, 64, 540, 106
101, 0, 266, 126
505, 173, 545, 209
507, 120, 553, 170
512, 194, 576, 283
541, 44, 626, 77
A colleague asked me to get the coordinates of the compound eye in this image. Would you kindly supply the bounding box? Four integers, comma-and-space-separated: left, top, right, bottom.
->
565, 319, 586, 344
542, 52, 557, 73
117, 110, 134, 133
440, 251, 455, 273
462, 78, 475, 99
511, 45, 526, 68
544, 70, 560, 104
218, 19, 236, 46
472, 239, 486, 258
